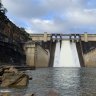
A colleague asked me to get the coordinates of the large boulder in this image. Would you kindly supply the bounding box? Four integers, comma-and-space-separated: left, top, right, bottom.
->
0, 66, 29, 88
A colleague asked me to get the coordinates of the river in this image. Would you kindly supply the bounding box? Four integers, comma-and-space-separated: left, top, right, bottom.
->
0, 68, 96, 96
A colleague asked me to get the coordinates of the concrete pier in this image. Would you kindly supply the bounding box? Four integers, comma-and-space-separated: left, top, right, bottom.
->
24, 41, 50, 68
24, 42, 36, 67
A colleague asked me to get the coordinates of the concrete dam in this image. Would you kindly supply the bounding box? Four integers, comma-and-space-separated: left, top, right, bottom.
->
25, 32, 96, 68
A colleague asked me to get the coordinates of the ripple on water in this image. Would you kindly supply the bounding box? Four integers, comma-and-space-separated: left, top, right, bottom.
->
1, 68, 96, 96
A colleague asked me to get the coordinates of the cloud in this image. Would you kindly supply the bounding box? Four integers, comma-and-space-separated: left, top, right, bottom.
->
29, 18, 68, 33
25, 28, 33, 33
2, 0, 96, 33
66, 9, 96, 25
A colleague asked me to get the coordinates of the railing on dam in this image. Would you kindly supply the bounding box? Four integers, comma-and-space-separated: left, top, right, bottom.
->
51, 34, 80, 42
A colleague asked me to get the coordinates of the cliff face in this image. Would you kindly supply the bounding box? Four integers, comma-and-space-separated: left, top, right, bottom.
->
0, 12, 30, 43
0, 12, 30, 65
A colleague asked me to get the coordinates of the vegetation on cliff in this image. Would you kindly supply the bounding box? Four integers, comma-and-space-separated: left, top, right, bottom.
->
0, 0, 7, 14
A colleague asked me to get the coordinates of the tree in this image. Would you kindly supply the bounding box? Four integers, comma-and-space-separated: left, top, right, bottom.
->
20, 27, 25, 31
0, 0, 7, 14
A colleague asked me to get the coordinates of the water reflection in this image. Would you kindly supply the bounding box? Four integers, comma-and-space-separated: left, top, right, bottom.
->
51, 68, 81, 96
1, 68, 96, 96
78, 68, 96, 95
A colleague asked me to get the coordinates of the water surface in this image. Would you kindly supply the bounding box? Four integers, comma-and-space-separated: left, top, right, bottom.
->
1, 68, 96, 96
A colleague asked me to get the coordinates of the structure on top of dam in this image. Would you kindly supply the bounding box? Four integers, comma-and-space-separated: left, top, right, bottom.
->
30, 32, 96, 42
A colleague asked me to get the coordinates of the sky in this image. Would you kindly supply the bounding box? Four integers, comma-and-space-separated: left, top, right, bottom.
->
2, 0, 96, 34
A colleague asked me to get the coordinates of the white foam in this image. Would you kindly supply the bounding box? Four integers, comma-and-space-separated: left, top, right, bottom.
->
59, 40, 80, 67
53, 41, 61, 67
71, 42, 80, 67
0, 89, 11, 93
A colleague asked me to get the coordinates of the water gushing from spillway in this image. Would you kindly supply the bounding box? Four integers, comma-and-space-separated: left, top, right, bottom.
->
53, 41, 60, 67
53, 40, 80, 67
71, 42, 80, 67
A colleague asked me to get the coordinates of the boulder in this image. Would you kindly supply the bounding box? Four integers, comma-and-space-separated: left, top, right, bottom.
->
4, 66, 18, 73
48, 89, 59, 96
25, 93, 35, 96
0, 93, 10, 96
1, 72, 29, 87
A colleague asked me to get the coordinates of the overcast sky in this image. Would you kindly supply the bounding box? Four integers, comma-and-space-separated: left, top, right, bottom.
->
2, 0, 96, 34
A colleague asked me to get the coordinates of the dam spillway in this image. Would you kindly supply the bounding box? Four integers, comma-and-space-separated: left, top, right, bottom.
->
53, 40, 80, 67
59, 40, 74, 67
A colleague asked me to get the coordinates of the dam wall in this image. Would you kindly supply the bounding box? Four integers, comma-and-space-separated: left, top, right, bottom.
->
25, 32, 96, 68
24, 41, 50, 67
36, 45, 50, 67
84, 48, 96, 67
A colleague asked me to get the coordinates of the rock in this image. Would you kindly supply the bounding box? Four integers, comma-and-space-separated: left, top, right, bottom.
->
25, 93, 35, 96
48, 89, 59, 96
0, 67, 4, 76
29, 77, 32, 80
1, 93, 10, 96
4, 66, 18, 73
0, 66, 29, 88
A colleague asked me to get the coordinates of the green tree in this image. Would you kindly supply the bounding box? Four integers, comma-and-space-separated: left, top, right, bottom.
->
20, 27, 25, 31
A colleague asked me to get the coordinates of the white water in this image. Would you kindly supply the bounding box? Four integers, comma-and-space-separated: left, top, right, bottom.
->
71, 42, 80, 67
58, 40, 80, 67
53, 41, 60, 67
